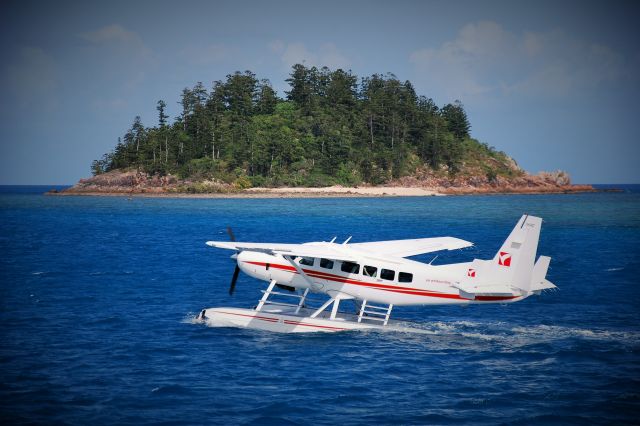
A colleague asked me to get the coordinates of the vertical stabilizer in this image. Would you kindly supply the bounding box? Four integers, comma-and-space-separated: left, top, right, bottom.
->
489, 215, 542, 292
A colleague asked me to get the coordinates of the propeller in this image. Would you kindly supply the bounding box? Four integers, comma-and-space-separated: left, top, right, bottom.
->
226, 226, 241, 296
229, 264, 241, 295
226, 226, 236, 242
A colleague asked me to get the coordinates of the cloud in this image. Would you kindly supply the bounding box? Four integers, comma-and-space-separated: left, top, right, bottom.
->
82, 24, 144, 46
80, 24, 152, 59
270, 40, 351, 70
409, 21, 628, 100
2, 47, 58, 109
79, 24, 154, 94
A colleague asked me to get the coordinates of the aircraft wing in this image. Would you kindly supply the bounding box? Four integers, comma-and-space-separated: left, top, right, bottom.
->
349, 237, 473, 258
206, 236, 472, 261
205, 241, 360, 262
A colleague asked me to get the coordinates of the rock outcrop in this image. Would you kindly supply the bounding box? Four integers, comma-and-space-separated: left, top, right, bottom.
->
55, 166, 593, 196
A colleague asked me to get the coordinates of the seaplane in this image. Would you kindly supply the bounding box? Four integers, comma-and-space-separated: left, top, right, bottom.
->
197, 215, 556, 333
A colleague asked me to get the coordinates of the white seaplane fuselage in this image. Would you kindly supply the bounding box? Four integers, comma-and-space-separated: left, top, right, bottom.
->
236, 249, 522, 306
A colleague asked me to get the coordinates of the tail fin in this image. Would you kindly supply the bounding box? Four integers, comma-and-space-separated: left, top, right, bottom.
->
454, 215, 555, 297
490, 214, 542, 292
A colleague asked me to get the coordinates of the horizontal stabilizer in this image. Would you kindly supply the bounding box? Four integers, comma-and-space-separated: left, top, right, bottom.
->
530, 256, 552, 290
539, 279, 556, 290
453, 282, 516, 297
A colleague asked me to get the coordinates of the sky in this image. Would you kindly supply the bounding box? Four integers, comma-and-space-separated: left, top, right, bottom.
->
1, 0, 638, 184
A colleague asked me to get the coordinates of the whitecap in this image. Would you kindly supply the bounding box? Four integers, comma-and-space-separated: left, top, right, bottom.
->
182, 313, 202, 324
511, 324, 640, 344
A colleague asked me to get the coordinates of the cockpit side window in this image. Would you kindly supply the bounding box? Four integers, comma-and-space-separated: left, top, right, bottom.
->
363, 265, 377, 278
299, 257, 315, 266
340, 261, 360, 274
320, 258, 334, 269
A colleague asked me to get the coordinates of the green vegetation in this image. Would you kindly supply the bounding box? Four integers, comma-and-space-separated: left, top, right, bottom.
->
92, 64, 516, 187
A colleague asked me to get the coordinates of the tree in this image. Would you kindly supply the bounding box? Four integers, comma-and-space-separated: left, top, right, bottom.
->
157, 100, 168, 127
326, 69, 357, 109
285, 64, 315, 114
91, 159, 105, 175
94, 66, 497, 188
255, 79, 278, 115
156, 100, 170, 163
441, 100, 470, 140
131, 116, 145, 154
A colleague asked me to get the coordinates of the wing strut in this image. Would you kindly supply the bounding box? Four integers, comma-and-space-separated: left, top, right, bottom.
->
282, 255, 318, 289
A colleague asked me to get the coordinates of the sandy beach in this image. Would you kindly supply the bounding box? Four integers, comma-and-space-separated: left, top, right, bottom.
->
50, 185, 443, 198
49, 183, 599, 198
244, 186, 442, 197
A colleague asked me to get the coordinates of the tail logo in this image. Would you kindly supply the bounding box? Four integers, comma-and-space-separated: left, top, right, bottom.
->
498, 251, 512, 267
467, 268, 476, 277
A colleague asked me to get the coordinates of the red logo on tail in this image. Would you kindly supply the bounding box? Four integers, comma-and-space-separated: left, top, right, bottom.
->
498, 251, 512, 266
467, 268, 476, 277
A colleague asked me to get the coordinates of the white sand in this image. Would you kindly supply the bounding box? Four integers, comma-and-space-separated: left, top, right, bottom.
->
245, 186, 442, 197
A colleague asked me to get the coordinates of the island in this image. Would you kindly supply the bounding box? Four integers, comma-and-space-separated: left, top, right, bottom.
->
56, 64, 593, 197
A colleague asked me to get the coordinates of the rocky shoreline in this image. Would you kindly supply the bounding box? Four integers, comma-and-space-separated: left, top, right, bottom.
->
48, 169, 596, 198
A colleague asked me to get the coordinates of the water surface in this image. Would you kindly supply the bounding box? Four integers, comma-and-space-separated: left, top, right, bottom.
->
1, 187, 639, 424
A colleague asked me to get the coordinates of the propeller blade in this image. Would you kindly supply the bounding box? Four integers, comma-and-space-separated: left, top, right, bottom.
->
226, 226, 236, 242
229, 265, 240, 295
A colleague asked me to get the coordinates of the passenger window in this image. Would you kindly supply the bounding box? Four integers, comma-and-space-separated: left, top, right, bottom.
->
320, 258, 334, 269
299, 257, 315, 266
398, 272, 413, 283
363, 265, 377, 277
380, 269, 395, 281
341, 262, 360, 274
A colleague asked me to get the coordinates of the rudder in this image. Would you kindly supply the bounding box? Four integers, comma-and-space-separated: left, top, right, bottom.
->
490, 214, 542, 292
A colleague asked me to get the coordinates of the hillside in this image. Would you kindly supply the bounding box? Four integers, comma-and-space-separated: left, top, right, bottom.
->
61, 64, 592, 196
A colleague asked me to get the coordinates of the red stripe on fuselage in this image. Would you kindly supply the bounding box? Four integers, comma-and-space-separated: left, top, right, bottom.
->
242, 261, 518, 302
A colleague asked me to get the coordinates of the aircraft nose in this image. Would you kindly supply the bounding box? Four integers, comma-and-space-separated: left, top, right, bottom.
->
236, 250, 252, 262
236, 250, 251, 268
237, 250, 261, 276
237, 250, 273, 282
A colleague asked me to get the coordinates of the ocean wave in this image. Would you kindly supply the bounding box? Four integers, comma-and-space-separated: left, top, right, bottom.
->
188, 314, 640, 349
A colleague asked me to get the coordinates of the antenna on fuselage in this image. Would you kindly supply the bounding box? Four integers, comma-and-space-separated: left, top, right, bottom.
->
343, 236, 352, 245
429, 255, 438, 265
329, 237, 337, 243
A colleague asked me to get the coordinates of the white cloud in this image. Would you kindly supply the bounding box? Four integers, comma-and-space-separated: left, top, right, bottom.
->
3, 47, 58, 109
79, 24, 155, 95
270, 40, 351, 70
318, 43, 350, 70
80, 24, 152, 58
268, 40, 285, 54
410, 21, 628, 100
82, 24, 142, 45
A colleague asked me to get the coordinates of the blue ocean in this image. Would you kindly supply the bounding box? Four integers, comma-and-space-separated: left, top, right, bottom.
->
1, 186, 639, 425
